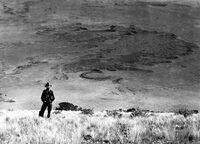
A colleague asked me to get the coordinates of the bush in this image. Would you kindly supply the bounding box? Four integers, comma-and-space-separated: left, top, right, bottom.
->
127, 107, 145, 118
175, 108, 198, 117
106, 110, 122, 118
81, 108, 94, 115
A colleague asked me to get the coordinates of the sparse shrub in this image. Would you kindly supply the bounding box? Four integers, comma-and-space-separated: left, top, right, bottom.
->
8, 109, 14, 111
175, 108, 198, 117
82, 134, 93, 142
5, 117, 10, 122
106, 110, 122, 118
81, 108, 94, 115
128, 107, 145, 118
52, 110, 62, 115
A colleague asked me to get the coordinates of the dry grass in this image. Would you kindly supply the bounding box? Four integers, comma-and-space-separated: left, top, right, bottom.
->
0, 110, 200, 144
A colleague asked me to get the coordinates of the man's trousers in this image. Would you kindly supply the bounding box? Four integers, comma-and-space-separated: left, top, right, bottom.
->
39, 102, 52, 118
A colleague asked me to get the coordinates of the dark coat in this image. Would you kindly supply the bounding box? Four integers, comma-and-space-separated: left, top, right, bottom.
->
41, 89, 55, 103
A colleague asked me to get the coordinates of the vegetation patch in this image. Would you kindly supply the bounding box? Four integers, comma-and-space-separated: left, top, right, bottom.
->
1, 109, 200, 143
175, 108, 198, 117
55, 102, 94, 115
62, 24, 198, 73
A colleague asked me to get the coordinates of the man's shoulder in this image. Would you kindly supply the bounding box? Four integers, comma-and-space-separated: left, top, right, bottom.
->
43, 89, 46, 92
43, 89, 54, 93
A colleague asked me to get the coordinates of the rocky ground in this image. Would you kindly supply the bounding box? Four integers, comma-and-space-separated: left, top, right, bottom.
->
0, 0, 199, 112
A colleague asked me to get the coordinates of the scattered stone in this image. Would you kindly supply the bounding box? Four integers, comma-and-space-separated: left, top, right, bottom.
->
166, 56, 179, 59
4, 99, 15, 103
112, 77, 123, 84
108, 25, 117, 32
105, 25, 126, 33
78, 27, 88, 31
106, 66, 117, 71
91, 69, 102, 73
35, 80, 43, 84
53, 73, 69, 80
3, 4, 15, 15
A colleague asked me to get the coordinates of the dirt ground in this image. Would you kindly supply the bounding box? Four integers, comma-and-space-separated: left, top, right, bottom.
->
0, 0, 200, 112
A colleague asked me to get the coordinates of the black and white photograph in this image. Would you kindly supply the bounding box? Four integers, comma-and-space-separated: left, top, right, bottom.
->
0, 0, 200, 143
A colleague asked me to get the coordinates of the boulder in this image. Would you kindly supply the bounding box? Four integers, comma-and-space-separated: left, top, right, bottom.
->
56, 102, 79, 111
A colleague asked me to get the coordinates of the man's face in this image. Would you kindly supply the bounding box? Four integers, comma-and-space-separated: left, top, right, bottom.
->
46, 86, 50, 90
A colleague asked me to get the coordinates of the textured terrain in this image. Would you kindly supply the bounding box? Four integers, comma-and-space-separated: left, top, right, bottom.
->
0, 0, 199, 111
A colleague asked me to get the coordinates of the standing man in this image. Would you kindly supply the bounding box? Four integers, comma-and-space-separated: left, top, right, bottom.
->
39, 82, 55, 118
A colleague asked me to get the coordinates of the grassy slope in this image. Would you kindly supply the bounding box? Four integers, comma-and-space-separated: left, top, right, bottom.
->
0, 110, 200, 144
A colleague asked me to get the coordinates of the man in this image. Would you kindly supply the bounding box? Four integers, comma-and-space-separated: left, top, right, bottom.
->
39, 82, 55, 118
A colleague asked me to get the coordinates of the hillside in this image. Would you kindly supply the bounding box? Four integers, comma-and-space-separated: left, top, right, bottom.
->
0, 0, 199, 112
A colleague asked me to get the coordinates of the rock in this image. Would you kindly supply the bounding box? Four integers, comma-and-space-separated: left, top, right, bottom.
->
59, 73, 69, 80
112, 77, 123, 84
75, 27, 88, 31
4, 99, 15, 103
79, 27, 88, 30
126, 108, 136, 112
53, 73, 69, 80
105, 25, 126, 33
106, 66, 117, 71
91, 69, 102, 73
109, 25, 117, 32
56, 102, 79, 111
55, 102, 94, 115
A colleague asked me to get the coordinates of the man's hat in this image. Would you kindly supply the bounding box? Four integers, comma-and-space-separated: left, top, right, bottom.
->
45, 82, 52, 87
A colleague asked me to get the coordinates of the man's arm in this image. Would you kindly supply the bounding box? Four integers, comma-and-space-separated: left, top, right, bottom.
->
41, 90, 46, 103
50, 90, 55, 102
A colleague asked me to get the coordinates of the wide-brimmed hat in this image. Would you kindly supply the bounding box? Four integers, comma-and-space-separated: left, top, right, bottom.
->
45, 82, 52, 87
